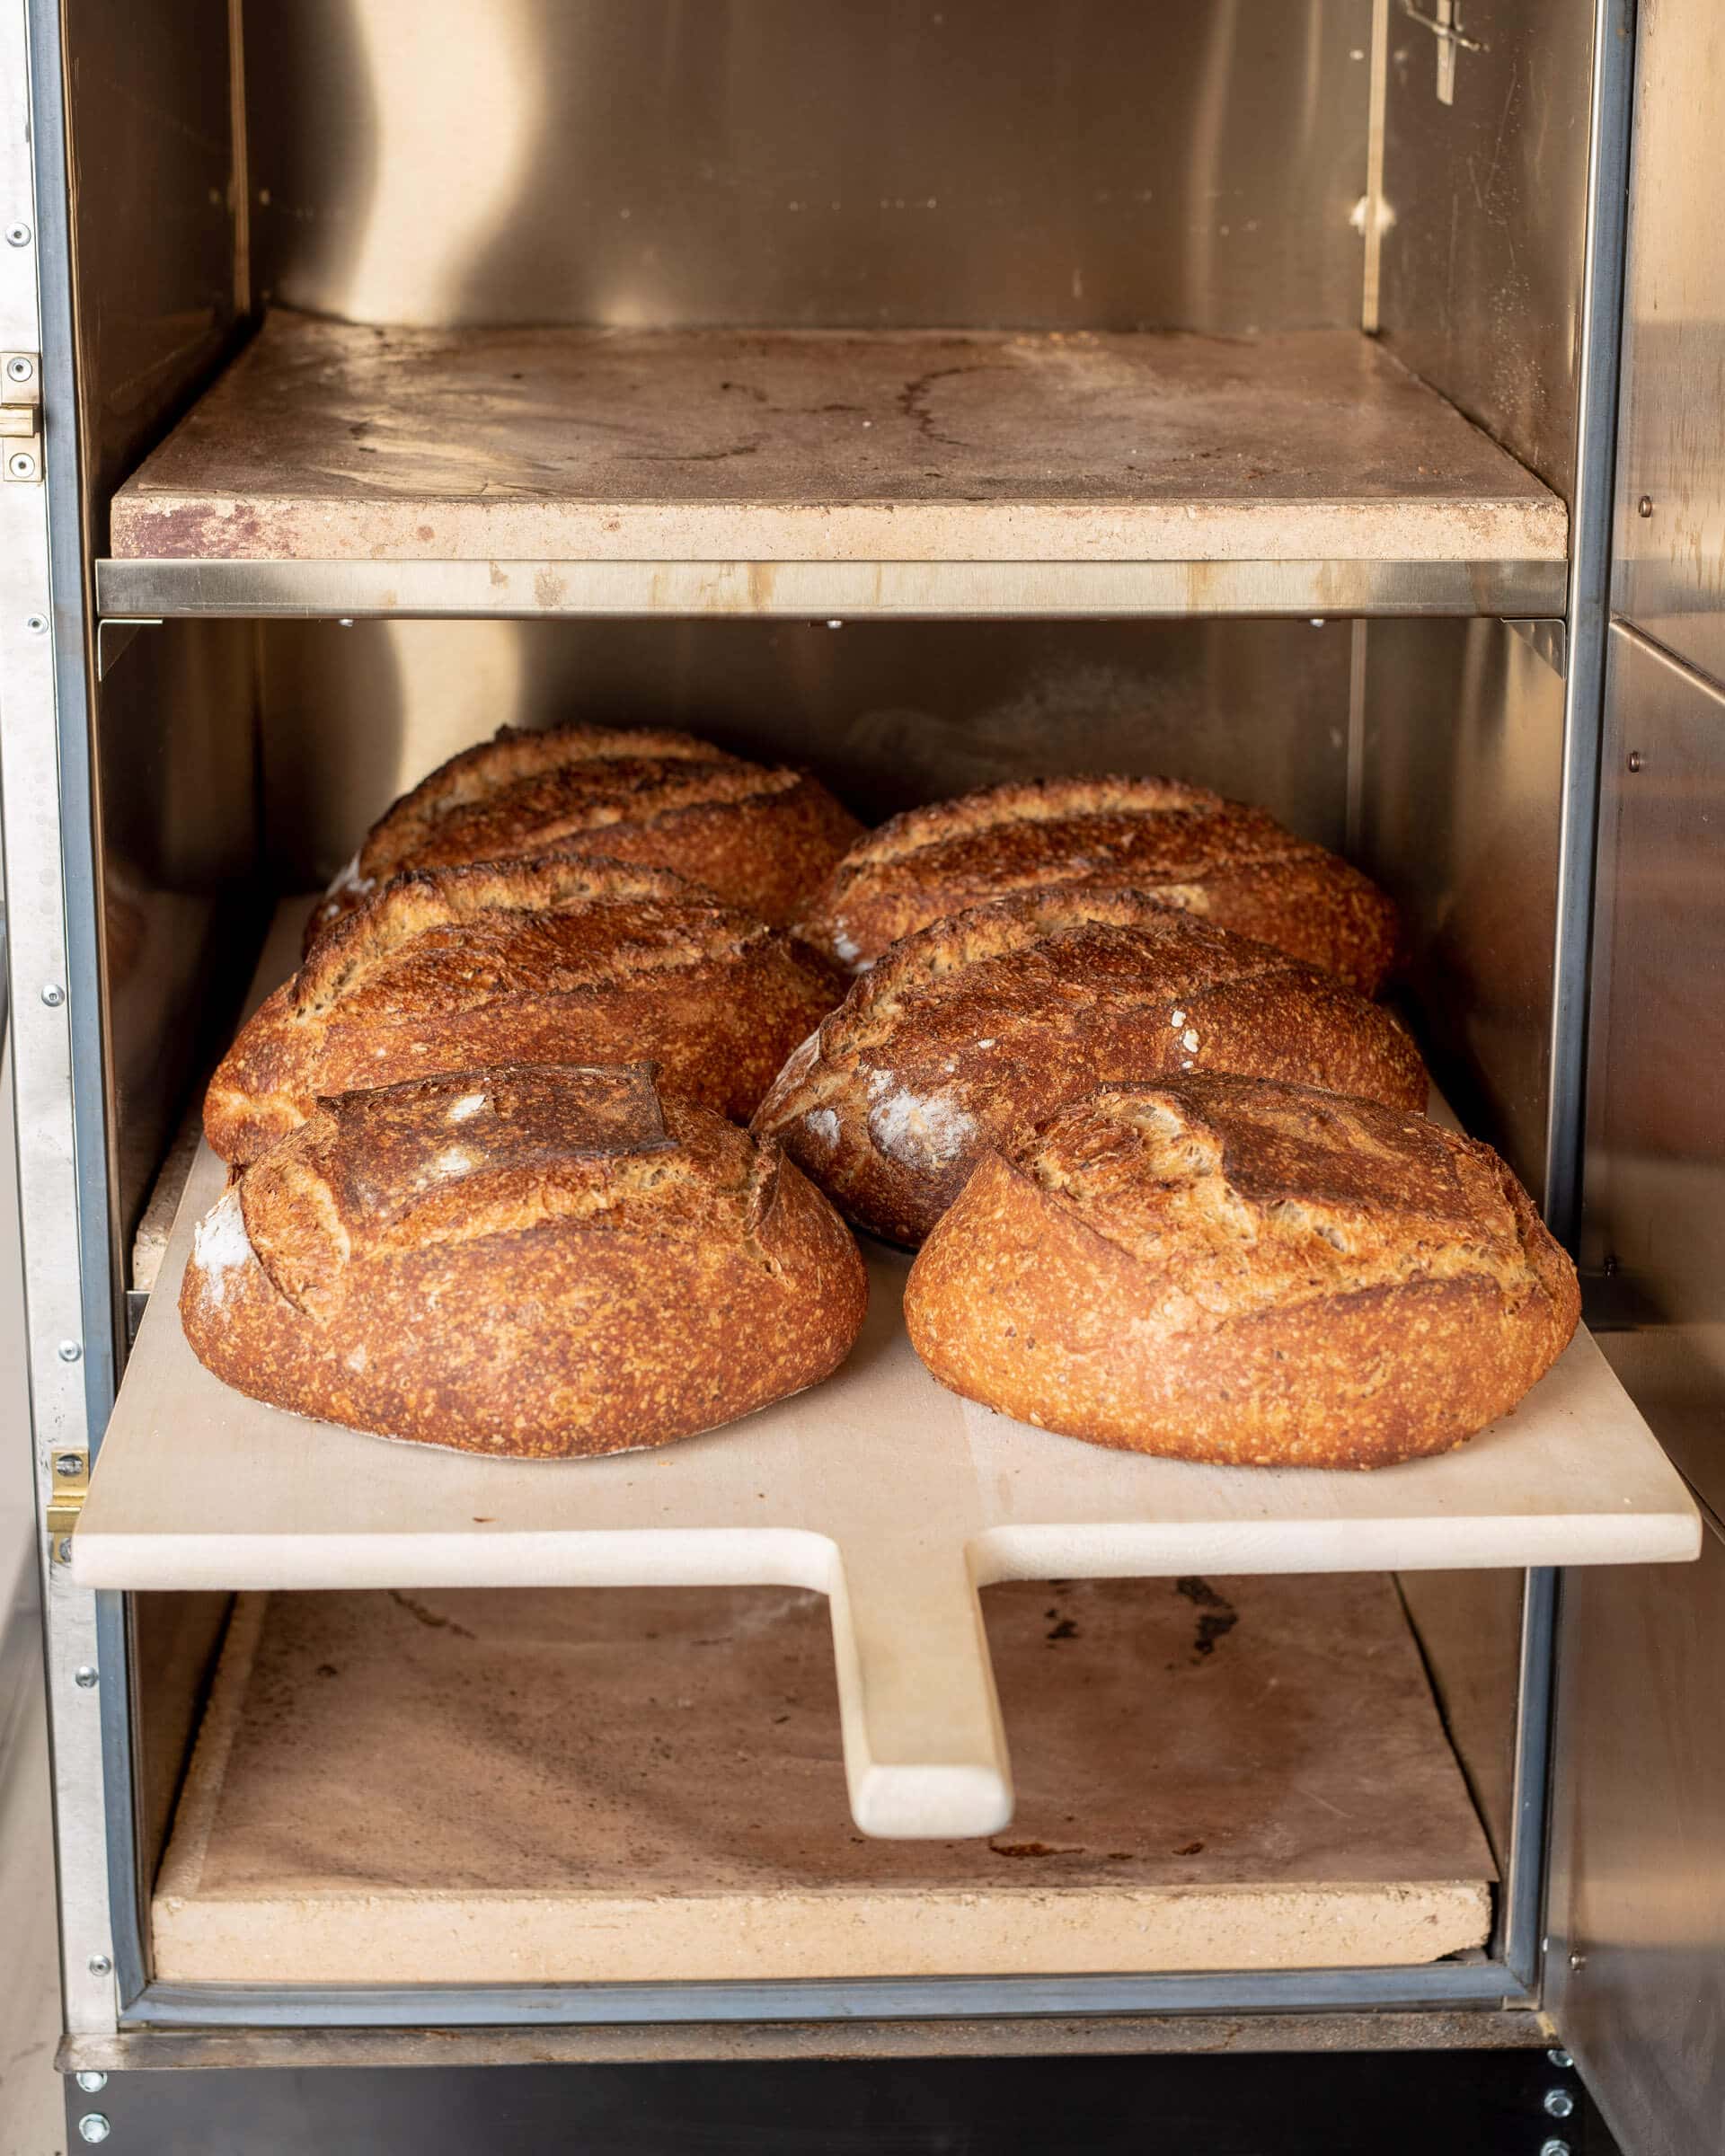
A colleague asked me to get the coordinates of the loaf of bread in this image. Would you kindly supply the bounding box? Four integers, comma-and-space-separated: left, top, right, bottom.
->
182, 1064, 868, 1458
797, 775, 1399, 993
904, 1074, 1579, 1469
208, 856, 845, 1165
752, 888, 1428, 1247
306, 721, 863, 949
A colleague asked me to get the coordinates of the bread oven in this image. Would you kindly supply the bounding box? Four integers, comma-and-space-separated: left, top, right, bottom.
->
4, 2, 1721, 2148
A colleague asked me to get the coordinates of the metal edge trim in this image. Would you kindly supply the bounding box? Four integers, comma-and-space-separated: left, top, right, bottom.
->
92, 556, 1572, 623
119, 1959, 1533, 2031
21, 0, 142, 2029
1544, 0, 1637, 1248
1500, 1567, 1560, 1992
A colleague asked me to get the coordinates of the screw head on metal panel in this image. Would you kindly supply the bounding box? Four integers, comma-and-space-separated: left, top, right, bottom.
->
1627, 750, 1645, 772
56, 1452, 85, 1476
75, 2115, 111, 2144
74, 1665, 98, 1688
1539, 2143, 1570, 2156
1544, 2089, 1576, 2119
56, 1536, 72, 1563
75, 2072, 108, 2093
40, 982, 65, 1006
4, 354, 33, 382
1638, 494, 1654, 517
4, 222, 29, 246
1547, 2048, 1574, 2069
1569, 1950, 1588, 1972
86, 1955, 111, 1976
58, 1339, 83, 1362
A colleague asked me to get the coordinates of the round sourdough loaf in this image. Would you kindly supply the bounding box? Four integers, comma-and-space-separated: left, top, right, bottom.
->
904, 1074, 1579, 1469
181, 1065, 868, 1458
306, 720, 862, 949
208, 856, 845, 1165
797, 774, 1399, 992
752, 888, 1428, 1247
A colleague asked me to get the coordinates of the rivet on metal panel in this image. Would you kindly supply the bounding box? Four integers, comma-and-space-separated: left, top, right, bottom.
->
75, 2115, 111, 2145
1638, 495, 1654, 517
1539, 2143, 1570, 2156
1544, 2089, 1577, 2119
23, 612, 47, 632
55, 1452, 85, 1476
4, 355, 31, 383
74, 1666, 98, 1689
1627, 750, 1645, 773
1569, 1949, 1588, 1972
54, 1537, 72, 1564
75, 2072, 108, 2094
40, 983, 64, 1006
85, 1955, 111, 1977
58, 1339, 83, 1362
1546, 2048, 1574, 2069
4, 221, 29, 246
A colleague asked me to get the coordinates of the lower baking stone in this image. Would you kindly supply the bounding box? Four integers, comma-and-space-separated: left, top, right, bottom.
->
152, 1573, 1494, 1984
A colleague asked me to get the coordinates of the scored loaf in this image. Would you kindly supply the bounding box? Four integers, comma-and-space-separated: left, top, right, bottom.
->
181, 1064, 868, 1459
751, 888, 1428, 1247
796, 774, 1400, 993
306, 720, 863, 949
207, 855, 845, 1165
904, 1074, 1579, 1469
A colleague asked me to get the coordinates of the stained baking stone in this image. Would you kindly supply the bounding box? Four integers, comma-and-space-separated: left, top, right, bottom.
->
152, 1574, 1495, 1984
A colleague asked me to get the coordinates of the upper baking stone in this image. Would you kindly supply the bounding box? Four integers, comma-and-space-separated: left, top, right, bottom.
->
99, 314, 1569, 620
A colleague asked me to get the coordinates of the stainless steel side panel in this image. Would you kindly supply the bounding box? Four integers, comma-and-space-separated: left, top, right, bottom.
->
1582, 629, 1725, 1524
1376, 0, 1601, 499
256, 615, 1354, 887
1613, 0, 1725, 688
1545, 1513, 1725, 2156
1354, 618, 1561, 1203
244, 0, 1373, 333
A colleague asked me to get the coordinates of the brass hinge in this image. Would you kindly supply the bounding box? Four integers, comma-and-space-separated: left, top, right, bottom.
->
2, 350, 42, 483
47, 1447, 89, 1562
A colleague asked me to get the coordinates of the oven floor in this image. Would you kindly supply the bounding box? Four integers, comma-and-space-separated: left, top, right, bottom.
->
150, 1572, 1494, 1985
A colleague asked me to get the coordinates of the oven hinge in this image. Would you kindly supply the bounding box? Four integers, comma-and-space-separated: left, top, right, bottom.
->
1399, 1, 1484, 107
46, 1447, 89, 1562
0, 350, 41, 483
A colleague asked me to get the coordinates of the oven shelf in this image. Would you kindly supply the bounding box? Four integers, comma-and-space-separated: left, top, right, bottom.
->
150, 1575, 1495, 1985
73, 903, 1698, 1842
95, 312, 1569, 623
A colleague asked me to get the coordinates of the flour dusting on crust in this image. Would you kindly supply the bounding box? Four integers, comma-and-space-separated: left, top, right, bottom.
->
190, 1187, 254, 1307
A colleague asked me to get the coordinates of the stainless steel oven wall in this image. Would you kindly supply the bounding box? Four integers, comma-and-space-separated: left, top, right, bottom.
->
255, 618, 1354, 888
243, 0, 1372, 331
1555, 637, 1725, 2147
63, 0, 243, 544
1612, 0, 1725, 690
1354, 618, 1562, 1203
96, 623, 263, 1255
1376, 0, 1597, 498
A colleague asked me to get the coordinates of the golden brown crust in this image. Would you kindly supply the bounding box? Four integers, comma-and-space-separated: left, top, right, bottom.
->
796, 775, 1400, 992
751, 888, 1429, 1247
903, 1074, 1580, 1468
307, 721, 862, 947
208, 854, 845, 1165
181, 1065, 869, 1458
